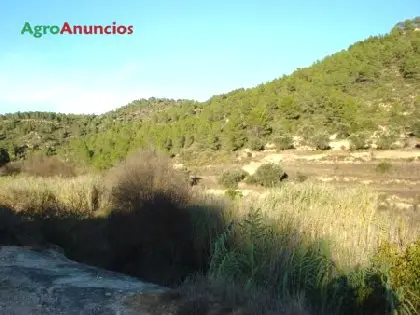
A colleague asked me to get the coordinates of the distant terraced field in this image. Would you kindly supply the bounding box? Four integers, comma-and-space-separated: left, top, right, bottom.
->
180, 148, 420, 226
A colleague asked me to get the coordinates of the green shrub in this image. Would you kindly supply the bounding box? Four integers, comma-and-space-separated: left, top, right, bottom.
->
218, 168, 249, 189
376, 161, 392, 173
376, 134, 397, 150
249, 163, 287, 187
299, 124, 316, 140
225, 133, 248, 151
248, 138, 265, 151
224, 190, 243, 200
401, 54, 420, 79
371, 240, 420, 313
412, 121, 420, 137
209, 208, 336, 313
335, 123, 351, 139
349, 133, 368, 150
309, 132, 330, 150
273, 135, 294, 150
328, 268, 400, 315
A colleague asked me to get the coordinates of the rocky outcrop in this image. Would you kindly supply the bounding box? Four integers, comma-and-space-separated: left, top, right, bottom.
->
0, 246, 165, 314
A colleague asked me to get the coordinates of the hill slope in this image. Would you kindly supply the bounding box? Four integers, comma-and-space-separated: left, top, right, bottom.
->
1, 17, 420, 169
0, 98, 194, 160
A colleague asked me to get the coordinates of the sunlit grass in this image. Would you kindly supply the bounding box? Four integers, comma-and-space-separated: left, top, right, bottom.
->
0, 174, 111, 216
231, 181, 418, 269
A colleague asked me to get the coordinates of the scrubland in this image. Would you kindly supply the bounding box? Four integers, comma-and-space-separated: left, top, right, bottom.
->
0, 150, 419, 314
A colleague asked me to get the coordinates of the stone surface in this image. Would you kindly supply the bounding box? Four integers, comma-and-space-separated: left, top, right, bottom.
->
0, 246, 166, 315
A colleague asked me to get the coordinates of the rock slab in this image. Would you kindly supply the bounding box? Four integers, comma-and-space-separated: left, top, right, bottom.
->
0, 246, 166, 315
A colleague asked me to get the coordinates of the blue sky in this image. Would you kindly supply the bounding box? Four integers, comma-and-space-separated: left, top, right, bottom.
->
0, 1, 418, 114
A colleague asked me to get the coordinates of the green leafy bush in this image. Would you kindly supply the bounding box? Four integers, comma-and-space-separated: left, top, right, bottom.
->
401, 55, 420, 79
335, 123, 351, 139
224, 190, 243, 200
218, 168, 249, 189
248, 138, 265, 151
376, 134, 397, 150
226, 133, 248, 151
309, 132, 330, 150
349, 133, 368, 150
411, 121, 420, 137
299, 125, 316, 140
371, 240, 420, 313
209, 208, 336, 313
328, 268, 400, 315
248, 163, 287, 187
273, 135, 294, 150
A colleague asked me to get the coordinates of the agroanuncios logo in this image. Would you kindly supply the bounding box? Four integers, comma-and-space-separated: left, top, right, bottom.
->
21, 21, 134, 38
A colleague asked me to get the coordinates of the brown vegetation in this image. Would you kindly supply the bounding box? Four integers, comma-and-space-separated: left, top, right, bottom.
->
0, 155, 77, 178
21, 155, 77, 178
105, 149, 202, 284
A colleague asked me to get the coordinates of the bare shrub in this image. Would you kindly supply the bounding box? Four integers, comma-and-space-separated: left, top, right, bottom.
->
21, 155, 77, 178
106, 148, 191, 209
0, 161, 22, 176
106, 149, 196, 284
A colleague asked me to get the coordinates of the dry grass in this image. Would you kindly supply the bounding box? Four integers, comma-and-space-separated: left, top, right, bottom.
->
126, 276, 311, 315
0, 175, 110, 215
21, 155, 78, 178
179, 149, 236, 167
2, 170, 414, 269
0, 167, 416, 271
232, 181, 418, 269
0, 155, 78, 178
196, 183, 418, 314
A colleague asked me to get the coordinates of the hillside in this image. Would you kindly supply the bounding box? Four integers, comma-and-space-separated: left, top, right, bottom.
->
0, 98, 193, 161
1, 17, 420, 169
